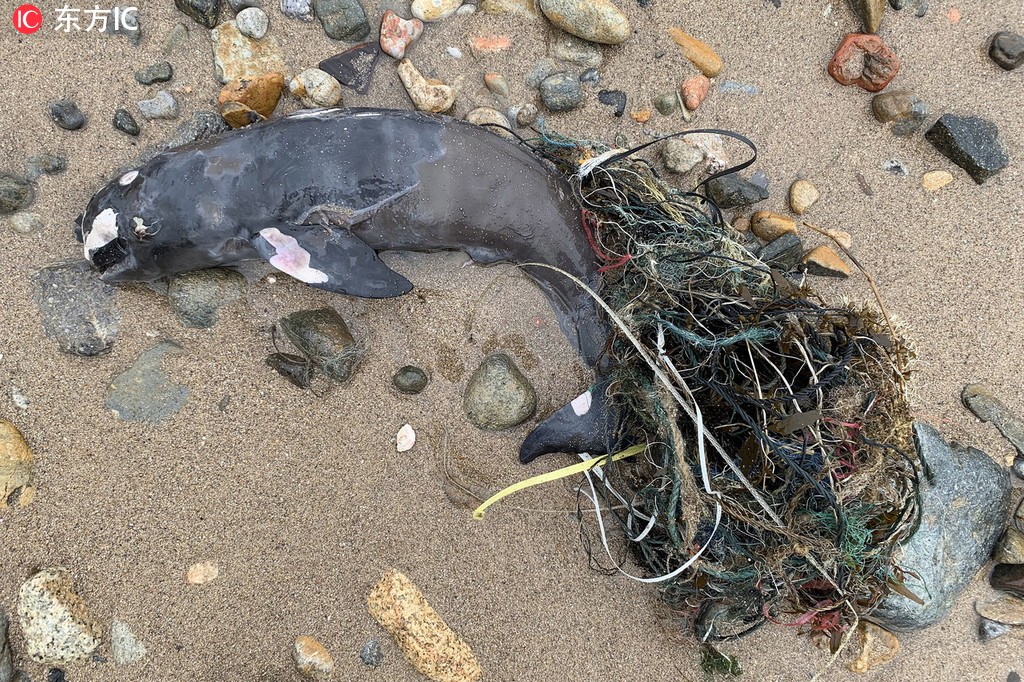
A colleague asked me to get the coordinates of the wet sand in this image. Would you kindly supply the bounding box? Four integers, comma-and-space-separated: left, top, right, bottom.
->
0, 0, 1022, 679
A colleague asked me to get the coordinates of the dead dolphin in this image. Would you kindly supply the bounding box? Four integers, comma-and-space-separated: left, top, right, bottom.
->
78, 107, 615, 463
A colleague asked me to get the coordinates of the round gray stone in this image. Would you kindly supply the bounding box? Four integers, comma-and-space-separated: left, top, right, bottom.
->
464, 352, 536, 430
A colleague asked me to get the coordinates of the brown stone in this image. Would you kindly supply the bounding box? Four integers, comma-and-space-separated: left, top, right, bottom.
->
751, 211, 797, 241
789, 179, 820, 214
668, 28, 723, 77
368, 569, 482, 682
849, 0, 886, 33
801, 246, 851, 278
0, 420, 35, 509
219, 101, 264, 129
397, 59, 456, 113
630, 109, 652, 124
294, 636, 334, 680
211, 20, 287, 84
828, 34, 901, 93
848, 622, 899, 673
681, 74, 711, 111
217, 73, 283, 123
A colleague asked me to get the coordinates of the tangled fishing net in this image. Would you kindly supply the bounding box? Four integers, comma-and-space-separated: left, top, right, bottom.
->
520, 128, 921, 665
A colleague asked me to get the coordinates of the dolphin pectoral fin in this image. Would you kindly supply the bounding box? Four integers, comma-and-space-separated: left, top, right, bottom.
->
252, 225, 413, 298
519, 386, 616, 464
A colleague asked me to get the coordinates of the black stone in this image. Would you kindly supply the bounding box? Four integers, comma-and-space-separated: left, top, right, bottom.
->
925, 114, 1010, 184
579, 68, 600, 85
888, 0, 906, 8
113, 108, 141, 136
979, 618, 1010, 642
705, 174, 769, 209
0, 174, 33, 215
597, 89, 626, 117
46, 669, 65, 682
758, 233, 803, 272
359, 638, 383, 667
49, 99, 85, 130
539, 73, 583, 112
135, 61, 173, 85
266, 353, 314, 388
319, 42, 380, 94
991, 563, 1024, 598
393, 365, 428, 394
174, 0, 220, 27
989, 31, 1024, 71
1009, 673, 1021, 682
312, 0, 369, 42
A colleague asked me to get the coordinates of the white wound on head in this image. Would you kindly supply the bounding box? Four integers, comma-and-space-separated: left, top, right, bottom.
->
571, 390, 593, 417
258, 228, 329, 284
132, 216, 151, 237
83, 208, 119, 259
118, 170, 139, 186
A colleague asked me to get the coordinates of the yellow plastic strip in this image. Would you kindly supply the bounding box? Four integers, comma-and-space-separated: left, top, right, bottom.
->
472, 445, 647, 520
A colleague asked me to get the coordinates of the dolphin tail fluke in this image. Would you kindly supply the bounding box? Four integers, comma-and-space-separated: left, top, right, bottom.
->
519, 384, 617, 464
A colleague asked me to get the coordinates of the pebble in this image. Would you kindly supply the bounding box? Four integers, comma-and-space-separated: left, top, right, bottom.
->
871, 90, 928, 136
186, 562, 219, 584
380, 10, 423, 59
511, 103, 538, 127
849, 0, 886, 33
552, 33, 603, 67
538, 0, 631, 45
539, 72, 583, 112
168, 268, 247, 327
789, 179, 819, 214
875, 422, 1012, 631
758, 233, 803, 271
220, 100, 262, 129
480, 0, 539, 17
667, 28, 723, 77
111, 620, 147, 665
266, 353, 314, 388
465, 107, 512, 135
524, 57, 559, 88
33, 262, 120, 356
992, 564, 1024, 599
113, 108, 141, 136
25, 153, 67, 180
801, 245, 850, 278
629, 109, 649, 123
706, 174, 769, 209
163, 22, 189, 55
393, 365, 429, 394
961, 383, 1024, 457
750, 211, 797, 241
49, 100, 85, 131
597, 89, 626, 117
989, 31, 1024, 71
455, 3, 475, 15
0, 175, 34, 215
828, 33, 900, 92
925, 114, 1010, 185
235, 6, 269, 38
1013, 457, 1024, 480
921, 170, 953, 191
396, 423, 416, 452
447, 46, 464, 59
175, 0, 220, 27
579, 68, 600, 85
289, 68, 343, 107
653, 91, 679, 115
881, 158, 909, 176
464, 352, 536, 430
411, 0, 462, 22
979, 617, 1012, 642
848, 622, 899, 673
280, 0, 314, 20
7, 212, 44, 235
1, 420, 35, 509
211, 19, 287, 84
218, 72, 284, 127
359, 638, 383, 667
319, 42, 380, 94
397, 59, 456, 112
138, 90, 179, 120
134, 61, 173, 85
313, 0, 370, 41
681, 74, 711, 111
229, 0, 261, 10
278, 308, 362, 382
718, 80, 760, 95
163, 111, 229, 149
294, 636, 334, 679
661, 138, 703, 174
687, 133, 729, 173
976, 595, 1024, 625
46, 669, 64, 682
107, 341, 190, 422
994, 527, 1024, 564
17, 569, 101, 665
483, 72, 509, 97
469, 35, 511, 56
367, 570, 482, 682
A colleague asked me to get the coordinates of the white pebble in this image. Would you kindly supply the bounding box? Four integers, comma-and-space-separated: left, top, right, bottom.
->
455, 3, 475, 15
236, 7, 269, 39
447, 46, 463, 59
12, 388, 29, 410
396, 424, 416, 452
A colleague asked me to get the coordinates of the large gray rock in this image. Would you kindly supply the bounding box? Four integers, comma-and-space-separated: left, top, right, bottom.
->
463, 353, 536, 430
106, 342, 189, 422
874, 422, 1012, 631
33, 262, 120, 356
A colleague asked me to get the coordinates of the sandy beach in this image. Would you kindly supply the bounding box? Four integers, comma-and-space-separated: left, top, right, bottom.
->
1, 0, 1022, 679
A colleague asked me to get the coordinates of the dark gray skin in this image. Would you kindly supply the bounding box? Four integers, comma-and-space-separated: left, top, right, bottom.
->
79, 107, 613, 463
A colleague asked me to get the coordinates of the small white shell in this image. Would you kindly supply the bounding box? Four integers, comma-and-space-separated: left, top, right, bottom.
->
396, 424, 416, 452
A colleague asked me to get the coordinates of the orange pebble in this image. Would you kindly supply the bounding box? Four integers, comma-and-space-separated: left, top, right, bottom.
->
470, 34, 512, 55
681, 74, 711, 111
947, 7, 961, 22
630, 109, 652, 124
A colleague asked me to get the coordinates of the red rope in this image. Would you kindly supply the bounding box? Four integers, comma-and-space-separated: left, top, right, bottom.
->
581, 209, 632, 272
